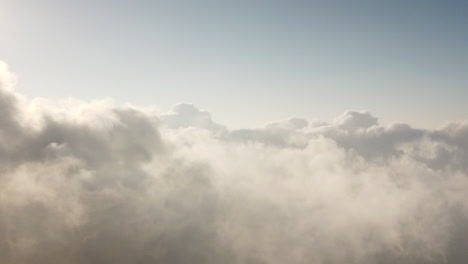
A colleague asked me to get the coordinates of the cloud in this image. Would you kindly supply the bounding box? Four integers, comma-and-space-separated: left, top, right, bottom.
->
161, 103, 227, 134
1, 61, 468, 263
333, 110, 378, 131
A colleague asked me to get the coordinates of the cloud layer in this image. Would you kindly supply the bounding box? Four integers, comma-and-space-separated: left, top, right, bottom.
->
1, 61, 468, 264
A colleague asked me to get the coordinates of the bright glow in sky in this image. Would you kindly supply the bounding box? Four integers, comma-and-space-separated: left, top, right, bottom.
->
0, 0, 467, 128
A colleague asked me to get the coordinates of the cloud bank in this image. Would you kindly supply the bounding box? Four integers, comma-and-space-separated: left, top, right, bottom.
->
1, 61, 468, 264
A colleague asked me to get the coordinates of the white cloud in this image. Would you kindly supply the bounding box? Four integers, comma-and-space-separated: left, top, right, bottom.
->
1, 61, 468, 263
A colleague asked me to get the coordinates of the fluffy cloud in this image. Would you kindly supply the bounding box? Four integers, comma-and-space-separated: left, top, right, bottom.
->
1, 61, 468, 264
161, 103, 227, 134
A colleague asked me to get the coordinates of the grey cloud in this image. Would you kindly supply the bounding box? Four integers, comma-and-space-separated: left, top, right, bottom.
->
333, 110, 378, 131
229, 117, 310, 148
161, 103, 227, 134
1, 61, 468, 264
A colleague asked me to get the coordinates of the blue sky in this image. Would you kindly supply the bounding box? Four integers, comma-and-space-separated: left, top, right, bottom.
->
0, 0, 467, 128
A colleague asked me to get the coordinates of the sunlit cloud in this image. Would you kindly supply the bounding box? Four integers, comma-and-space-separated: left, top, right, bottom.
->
1, 61, 468, 263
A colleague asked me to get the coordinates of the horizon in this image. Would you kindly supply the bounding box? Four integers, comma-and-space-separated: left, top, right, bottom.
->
1, 0, 467, 128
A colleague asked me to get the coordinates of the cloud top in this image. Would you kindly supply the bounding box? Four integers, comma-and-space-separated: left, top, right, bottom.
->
1, 62, 468, 264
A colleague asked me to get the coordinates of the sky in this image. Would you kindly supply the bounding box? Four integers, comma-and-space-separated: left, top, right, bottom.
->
0, 0, 467, 129
2, 2, 468, 263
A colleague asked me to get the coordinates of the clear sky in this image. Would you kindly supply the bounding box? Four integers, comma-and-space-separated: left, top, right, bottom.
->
0, 0, 467, 128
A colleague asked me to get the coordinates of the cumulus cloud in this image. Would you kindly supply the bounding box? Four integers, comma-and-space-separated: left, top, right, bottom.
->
161, 103, 227, 134
1, 61, 468, 264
